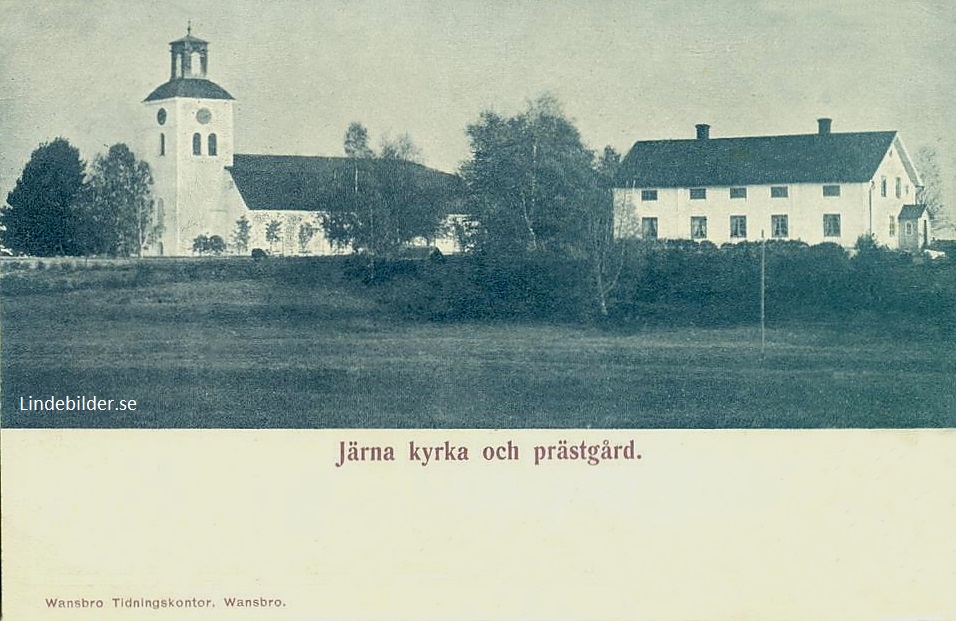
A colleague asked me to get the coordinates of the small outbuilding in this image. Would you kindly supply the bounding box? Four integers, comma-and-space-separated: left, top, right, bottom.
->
897, 204, 930, 252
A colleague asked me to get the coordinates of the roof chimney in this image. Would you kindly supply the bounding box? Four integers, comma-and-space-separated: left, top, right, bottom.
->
696, 124, 710, 140
817, 118, 832, 135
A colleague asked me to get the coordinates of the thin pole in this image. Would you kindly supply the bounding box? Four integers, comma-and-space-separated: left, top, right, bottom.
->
760, 229, 766, 357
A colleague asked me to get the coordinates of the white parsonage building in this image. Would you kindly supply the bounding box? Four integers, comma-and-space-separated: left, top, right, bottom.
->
613, 120, 931, 252
140, 29, 463, 257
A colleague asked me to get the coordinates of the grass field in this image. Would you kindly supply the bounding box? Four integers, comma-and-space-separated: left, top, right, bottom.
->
2, 257, 954, 428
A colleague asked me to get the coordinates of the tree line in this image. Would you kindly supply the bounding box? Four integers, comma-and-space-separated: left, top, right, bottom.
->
323, 95, 623, 313
313, 95, 954, 318
321, 122, 444, 260
1, 139, 159, 257
325, 95, 624, 315
322, 96, 621, 258
5, 95, 949, 285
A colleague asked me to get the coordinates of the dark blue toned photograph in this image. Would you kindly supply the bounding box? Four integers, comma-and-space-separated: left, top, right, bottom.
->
2, 2, 955, 429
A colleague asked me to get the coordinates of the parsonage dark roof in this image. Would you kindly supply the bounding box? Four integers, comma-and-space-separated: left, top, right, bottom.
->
899, 204, 927, 219
227, 154, 465, 213
616, 131, 898, 188
144, 78, 234, 102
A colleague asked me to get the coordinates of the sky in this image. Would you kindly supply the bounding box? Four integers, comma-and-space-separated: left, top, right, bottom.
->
2, 0, 956, 223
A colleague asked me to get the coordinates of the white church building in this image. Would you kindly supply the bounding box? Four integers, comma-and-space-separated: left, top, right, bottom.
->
613, 120, 931, 251
139, 29, 463, 257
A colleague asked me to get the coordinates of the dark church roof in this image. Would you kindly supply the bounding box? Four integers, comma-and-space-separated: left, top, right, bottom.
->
616, 131, 898, 188
144, 78, 234, 102
227, 154, 465, 213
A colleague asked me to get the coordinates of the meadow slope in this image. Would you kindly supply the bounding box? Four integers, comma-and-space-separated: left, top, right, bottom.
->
2, 258, 953, 428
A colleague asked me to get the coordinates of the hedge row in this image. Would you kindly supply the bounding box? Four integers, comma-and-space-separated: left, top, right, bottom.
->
351, 242, 956, 329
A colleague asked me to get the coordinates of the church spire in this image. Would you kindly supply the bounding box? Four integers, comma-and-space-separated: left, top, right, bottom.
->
169, 24, 208, 80
146, 28, 233, 101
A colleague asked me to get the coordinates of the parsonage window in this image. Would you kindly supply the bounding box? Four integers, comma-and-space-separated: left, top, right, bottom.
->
770, 186, 789, 198
641, 189, 658, 201
823, 214, 841, 237
730, 187, 747, 199
771, 215, 789, 238
691, 216, 707, 239
641, 217, 659, 240
889, 216, 896, 237
689, 188, 707, 200
730, 215, 747, 238
823, 185, 841, 197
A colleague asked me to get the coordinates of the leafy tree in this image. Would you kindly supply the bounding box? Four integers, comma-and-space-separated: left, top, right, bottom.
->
380, 133, 423, 164
322, 127, 451, 262
914, 145, 949, 231
597, 146, 621, 181
192, 234, 210, 255
1, 138, 86, 256
191, 234, 225, 256
854, 233, 883, 254
344, 122, 374, 159
265, 219, 282, 254
460, 94, 601, 256
208, 235, 226, 255
81, 143, 156, 256
232, 216, 251, 255
460, 95, 625, 316
588, 145, 626, 317
298, 220, 317, 254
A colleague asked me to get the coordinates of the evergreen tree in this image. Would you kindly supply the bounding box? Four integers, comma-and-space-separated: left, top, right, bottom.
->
1, 138, 86, 256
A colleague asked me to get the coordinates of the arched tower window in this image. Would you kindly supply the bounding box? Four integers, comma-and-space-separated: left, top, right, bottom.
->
160, 133, 166, 156
208, 133, 218, 156
190, 51, 202, 77
193, 133, 202, 156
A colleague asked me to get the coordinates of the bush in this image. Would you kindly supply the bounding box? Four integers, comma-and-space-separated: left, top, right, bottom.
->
928, 239, 956, 258
343, 254, 591, 322
208, 235, 227, 255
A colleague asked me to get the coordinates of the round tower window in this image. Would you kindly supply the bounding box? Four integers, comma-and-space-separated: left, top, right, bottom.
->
157, 108, 167, 125
196, 108, 212, 124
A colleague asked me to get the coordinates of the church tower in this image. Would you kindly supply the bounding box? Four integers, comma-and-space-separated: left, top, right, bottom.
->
143, 26, 235, 255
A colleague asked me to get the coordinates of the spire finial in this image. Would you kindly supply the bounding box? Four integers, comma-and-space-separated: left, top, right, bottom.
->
187, 19, 192, 36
